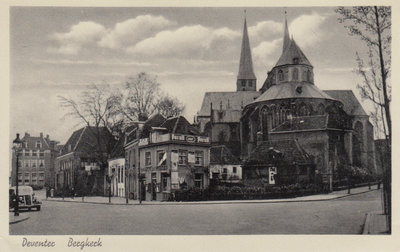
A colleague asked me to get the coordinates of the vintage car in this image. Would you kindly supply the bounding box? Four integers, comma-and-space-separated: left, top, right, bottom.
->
9, 186, 41, 211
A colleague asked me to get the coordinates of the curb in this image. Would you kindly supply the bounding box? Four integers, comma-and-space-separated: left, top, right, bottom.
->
9, 217, 30, 225
45, 188, 379, 206
362, 212, 372, 234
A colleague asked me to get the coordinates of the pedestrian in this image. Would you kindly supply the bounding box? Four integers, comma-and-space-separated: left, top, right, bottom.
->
71, 187, 75, 199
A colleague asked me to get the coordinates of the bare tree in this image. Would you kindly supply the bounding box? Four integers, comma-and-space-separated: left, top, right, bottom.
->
118, 72, 162, 121
156, 95, 185, 118
336, 6, 391, 142
336, 6, 391, 233
59, 84, 120, 168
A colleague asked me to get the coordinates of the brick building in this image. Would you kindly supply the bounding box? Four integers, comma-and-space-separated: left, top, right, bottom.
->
55, 126, 115, 196
11, 132, 59, 188
125, 115, 210, 201
240, 15, 376, 191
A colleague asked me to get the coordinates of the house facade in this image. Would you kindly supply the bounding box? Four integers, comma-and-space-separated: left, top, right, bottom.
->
210, 145, 242, 184
55, 126, 115, 196
125, 115, 211, 201
11, 132, 59, 188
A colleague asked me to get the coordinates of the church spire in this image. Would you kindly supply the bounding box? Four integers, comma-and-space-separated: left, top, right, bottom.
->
237, 11, 256, 92
283, 9, 290, 52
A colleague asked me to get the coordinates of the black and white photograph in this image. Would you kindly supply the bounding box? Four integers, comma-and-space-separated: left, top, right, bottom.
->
4, 2, 396, 251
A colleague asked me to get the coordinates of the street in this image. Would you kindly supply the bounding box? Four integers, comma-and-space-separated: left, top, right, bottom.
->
10, 189, 382, 235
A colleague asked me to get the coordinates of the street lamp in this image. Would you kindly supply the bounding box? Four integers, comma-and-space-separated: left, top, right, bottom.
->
13, 133, 23, 217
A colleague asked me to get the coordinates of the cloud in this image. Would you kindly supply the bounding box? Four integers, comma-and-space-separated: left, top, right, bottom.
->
248, 20, 283, 45
252, 38, 282, 63
32, 58, 153, 67
98, 15, 175, 49
289, 12, 329, 48
48, 21, 106, 55
127, 25, 239, 59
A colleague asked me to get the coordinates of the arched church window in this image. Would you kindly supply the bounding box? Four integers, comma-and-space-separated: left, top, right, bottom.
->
307, 70, 312, 82
352, 121, 364, 167
292, 68, 299, 80
278, 70, 284, 81
317, 103, 325, 115
298, 103, 309, 116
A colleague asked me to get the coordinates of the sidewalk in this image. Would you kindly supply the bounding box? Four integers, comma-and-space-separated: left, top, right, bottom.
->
9, 212, 30, 225
45, 185, 380, 206
362, 211, 389, 234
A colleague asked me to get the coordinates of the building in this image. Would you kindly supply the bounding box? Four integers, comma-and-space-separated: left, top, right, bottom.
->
125, 114, 211, 201
240, 15, 376, 191
196, 16, 260, 157
55, 126, 115, 196
11, 132, 59, 188
210, 145, 242, 184
107, 136, 125, 197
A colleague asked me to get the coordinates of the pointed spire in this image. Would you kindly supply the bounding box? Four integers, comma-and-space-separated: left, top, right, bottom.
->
283, 9, 290, 52
237, 11, 256, 81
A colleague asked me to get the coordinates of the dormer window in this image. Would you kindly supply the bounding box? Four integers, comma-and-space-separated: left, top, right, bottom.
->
36, 141, 42, 149
293, 57, 299, 64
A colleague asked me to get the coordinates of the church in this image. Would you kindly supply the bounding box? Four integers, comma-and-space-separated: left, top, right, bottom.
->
197, 13, 376, 191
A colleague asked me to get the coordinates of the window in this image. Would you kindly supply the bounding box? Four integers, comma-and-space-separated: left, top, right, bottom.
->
194, 174, 203, 188
233, 167, 237, 174
241, 80, 245, 87
32, 150, 37, 157
307, 70, 312, 82
24, 160, 29, 168
39, 173, 44, 180
278, 70, 284, 81
39, 159, 44, 167
36, 141, 41, 148
178, 150, 188, 165
145, 152, 151, 166
293, 57, 299, 64
248, 81, 252, 87
157, 151, 166, 166
223, 168, 228, 174
292, 68, 299, 80
32, 160, 37, 168
195, 151, 203, 166
25, 151, 30, 157
39, 151, 44, 157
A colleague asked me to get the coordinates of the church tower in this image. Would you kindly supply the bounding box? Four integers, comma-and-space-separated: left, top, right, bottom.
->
237, 14, 257, 92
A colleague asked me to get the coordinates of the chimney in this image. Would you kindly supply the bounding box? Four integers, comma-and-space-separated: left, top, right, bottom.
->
40, 132, 43, 138
46, 134, 49, 139
25, 132, 30, 137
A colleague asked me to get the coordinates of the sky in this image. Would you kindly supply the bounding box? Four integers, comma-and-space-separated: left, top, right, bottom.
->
10, 6, 374, 144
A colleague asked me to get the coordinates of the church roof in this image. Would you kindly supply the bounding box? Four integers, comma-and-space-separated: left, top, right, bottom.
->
323, 90, 368, 116
244, 139, 313, 166
210, 145, 241, 165
249, 83, 335, 105
275, 38, 312, 67
237, 17, 256, 80
198, 91, 260, 116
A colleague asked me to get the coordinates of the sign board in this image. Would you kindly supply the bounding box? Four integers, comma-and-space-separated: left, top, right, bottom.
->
269, 167, 277, 185
139, 138, 149, 146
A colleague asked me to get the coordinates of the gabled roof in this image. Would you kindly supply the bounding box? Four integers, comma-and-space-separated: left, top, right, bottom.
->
139, 114, 166, 138
249, 83, 335, 105
60, 126, 114, 156
199, 91, 260, 116
275, 39, 312, 67
210, 145, 240, 165
21, 134, 51, 150
323, 90, 368, 116
237, 17, 256, 80
271, 115, 328, 133
160, 116, 201, 135
245, 139, 313, 166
